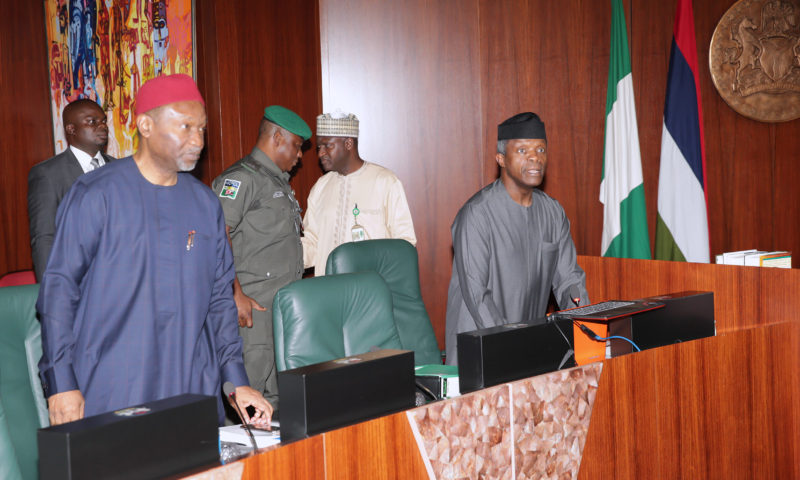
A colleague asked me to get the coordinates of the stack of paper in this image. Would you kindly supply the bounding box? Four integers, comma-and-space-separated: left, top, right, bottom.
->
219, 425, 281, 449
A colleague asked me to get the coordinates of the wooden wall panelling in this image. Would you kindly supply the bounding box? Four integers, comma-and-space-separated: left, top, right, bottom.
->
479, 0, 611, 255
6, 0, 800, 320
231, 0, 322, 210
772, 121, 800, 266
195, 0, 322, 207
0, 1, 53, 275
194, 0, 244, 185
475, 0, 800, 262
629, 0, 672, 254
689, 0, 798, 259
318, 0, 483, 345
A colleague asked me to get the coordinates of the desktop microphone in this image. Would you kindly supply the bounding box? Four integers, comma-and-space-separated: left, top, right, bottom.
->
223, 381, 258, 453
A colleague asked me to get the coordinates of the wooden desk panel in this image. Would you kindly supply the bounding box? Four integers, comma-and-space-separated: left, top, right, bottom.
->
240, 435, 325, 480
579, 322, 800, 479
219, 313, 800, 479
578, 255, 800, 332
236, 413, 426, 480
324, 413, 427, 479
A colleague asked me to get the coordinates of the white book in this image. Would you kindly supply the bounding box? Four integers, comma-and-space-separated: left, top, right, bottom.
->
722, 249, 758, 265
219, 424, 281, 449
744, 251, 768, 266
760, 252, 792, 268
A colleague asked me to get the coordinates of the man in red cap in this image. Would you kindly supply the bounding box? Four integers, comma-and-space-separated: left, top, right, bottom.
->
38, 74, 272, 427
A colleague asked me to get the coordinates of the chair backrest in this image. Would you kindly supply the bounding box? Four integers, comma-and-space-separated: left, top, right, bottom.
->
272, 272, 403, 371
0, 270, 36, 287
325, 239, 441, 365
0, 284, 49, 480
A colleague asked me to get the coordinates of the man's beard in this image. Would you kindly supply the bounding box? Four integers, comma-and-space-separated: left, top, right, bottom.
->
177, 158, 198, 172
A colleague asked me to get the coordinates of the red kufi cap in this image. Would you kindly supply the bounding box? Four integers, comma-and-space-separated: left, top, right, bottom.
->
134, 74, 205, 115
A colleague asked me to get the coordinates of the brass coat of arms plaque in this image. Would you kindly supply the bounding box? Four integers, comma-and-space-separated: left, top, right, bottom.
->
710, 0, 800, 122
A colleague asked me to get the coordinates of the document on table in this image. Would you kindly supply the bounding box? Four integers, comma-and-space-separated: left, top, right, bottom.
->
219, 425, 281, 448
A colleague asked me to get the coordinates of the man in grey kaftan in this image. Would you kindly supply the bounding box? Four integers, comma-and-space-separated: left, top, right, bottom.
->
445, 112, 588, 365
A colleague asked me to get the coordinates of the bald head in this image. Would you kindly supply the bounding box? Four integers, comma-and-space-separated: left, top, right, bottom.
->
63, 99, 108, 155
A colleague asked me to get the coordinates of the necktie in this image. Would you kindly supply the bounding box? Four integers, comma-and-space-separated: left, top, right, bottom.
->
90, 157, 101, 170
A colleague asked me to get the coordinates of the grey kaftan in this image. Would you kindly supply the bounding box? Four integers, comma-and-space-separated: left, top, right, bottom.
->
445, 180, 589, 365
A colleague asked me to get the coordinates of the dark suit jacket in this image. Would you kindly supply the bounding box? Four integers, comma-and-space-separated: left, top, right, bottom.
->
27, 148, 115, 281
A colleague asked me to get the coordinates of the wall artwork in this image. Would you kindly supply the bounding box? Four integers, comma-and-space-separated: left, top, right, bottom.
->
44, 0, 195, 157
709, 0, 800, 122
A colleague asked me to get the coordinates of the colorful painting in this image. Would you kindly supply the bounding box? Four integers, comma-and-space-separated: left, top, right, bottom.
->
44, 0, 194, 157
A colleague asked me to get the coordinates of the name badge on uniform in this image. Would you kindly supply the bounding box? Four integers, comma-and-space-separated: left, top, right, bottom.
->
219, 179, 241, 199
351, 203, 367, 242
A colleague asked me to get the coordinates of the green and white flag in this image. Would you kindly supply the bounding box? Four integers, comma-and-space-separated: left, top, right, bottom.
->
600, 0, 651, 259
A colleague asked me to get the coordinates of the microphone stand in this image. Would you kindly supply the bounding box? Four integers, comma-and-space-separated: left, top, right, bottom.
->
223, 382, 259, 453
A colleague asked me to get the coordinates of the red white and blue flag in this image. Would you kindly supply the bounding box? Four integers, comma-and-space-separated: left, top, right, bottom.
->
655, 0, 710, 262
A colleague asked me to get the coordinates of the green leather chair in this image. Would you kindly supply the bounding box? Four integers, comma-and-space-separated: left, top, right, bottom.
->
0, 284, 49, 480
272, 271, 403, 371
325, 239, 441, 365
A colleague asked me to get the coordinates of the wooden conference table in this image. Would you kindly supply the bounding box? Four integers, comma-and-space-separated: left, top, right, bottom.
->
181, 257, 800, 479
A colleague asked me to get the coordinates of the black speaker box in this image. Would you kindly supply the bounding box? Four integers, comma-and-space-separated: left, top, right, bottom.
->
630, 290, 715, 350
38, 394, 219, 480
278, 349, 415, 443
457, 317, 575, 394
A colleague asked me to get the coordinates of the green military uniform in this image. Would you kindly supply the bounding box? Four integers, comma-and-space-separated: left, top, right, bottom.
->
212, 147, 303, 410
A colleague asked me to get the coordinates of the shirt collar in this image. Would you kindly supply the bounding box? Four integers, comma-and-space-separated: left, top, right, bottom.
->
336, 160, 368, 178
70, 145, 104, 173
250, 147, 288, 180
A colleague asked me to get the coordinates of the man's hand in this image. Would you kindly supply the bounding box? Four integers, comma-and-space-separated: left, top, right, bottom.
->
233, 289, 266, 328
225, 225, 266, 328
229, 385, 273, 429
48, 390, 85, 425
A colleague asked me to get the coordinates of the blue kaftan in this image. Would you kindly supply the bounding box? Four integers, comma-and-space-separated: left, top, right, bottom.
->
38, 157, 249, 423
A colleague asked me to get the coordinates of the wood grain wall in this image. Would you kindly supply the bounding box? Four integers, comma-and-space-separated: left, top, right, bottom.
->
318, 0, 483, 345
194, 0, 323, 204
318, 0, 800, 347
3, 1, 799, 352
0, 1, 53, 276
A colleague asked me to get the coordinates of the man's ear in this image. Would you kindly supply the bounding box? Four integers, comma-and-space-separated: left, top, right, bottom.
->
272, 130, 284, 147
495, 152, 506, 169
64, 123, 75, 136
344, 137, 354, 150
136, 114, 153, 139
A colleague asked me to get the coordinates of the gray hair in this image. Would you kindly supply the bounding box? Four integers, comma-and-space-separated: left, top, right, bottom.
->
497, 139, 508, 155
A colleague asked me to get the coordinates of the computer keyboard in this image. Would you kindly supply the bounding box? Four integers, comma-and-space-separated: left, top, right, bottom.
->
562, 301, 635, 317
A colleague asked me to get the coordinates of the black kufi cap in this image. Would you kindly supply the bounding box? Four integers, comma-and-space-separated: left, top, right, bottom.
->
498, 112, 546, 141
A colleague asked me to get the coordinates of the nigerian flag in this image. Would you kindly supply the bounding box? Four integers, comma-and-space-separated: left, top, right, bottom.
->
600, 0, 651, 259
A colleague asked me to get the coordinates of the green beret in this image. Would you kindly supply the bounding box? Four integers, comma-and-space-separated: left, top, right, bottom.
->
263, 105, 312, 141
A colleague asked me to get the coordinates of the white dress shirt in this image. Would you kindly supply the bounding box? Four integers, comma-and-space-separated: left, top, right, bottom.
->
70, 145, 105, 173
